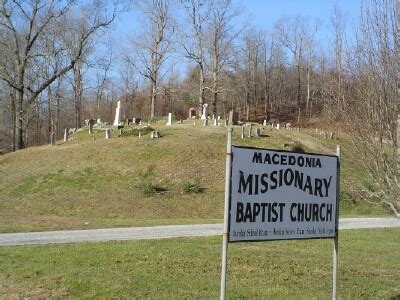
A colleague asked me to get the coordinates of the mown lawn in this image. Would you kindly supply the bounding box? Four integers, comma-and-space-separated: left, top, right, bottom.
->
0, 121, 391, 233
1, 228, 399, 298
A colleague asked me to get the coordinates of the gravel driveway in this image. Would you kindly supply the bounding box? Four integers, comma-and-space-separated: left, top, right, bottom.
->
0, 217, 399, 247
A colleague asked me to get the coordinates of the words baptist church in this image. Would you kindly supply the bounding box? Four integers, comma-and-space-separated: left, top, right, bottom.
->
231, 150, 337, 227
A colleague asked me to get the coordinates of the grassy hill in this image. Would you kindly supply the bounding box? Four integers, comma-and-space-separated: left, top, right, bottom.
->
0, 120, 390, 233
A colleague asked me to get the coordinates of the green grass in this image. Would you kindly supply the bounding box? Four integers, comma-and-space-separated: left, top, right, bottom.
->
0, 228, 399, 298
0, 121, 391, 233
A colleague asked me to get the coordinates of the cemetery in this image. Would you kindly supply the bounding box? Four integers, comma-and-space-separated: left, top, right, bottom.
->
0, 0, 398, 297
1, 100, 399, 298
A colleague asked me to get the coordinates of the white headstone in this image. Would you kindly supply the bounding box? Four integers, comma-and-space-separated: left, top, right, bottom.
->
50, 132, 56, 146
105, 129, 111, 139
263, 120, 267, 126
201, 104, 208, 120
203, 118, 208, 126
113, 101, 121, 126
276, 123, 280, 130
248, 124, 253, 138
97, 118, 101, 124
167, 113, 172, 126
241, 126, 245, 139
64, 128, 69, 142
213, 118, 218, 126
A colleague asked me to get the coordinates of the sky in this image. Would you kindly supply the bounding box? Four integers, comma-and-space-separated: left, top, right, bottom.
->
113, 0, 362, 42
107, 0, 363, 82
236, 0, 361, 45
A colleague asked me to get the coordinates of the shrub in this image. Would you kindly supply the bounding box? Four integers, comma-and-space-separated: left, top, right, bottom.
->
139, 179, 167, 196
120, 126, 154, 137
136, 166, 167, 196
291, 142, 305, 153
181, 179, 204, 194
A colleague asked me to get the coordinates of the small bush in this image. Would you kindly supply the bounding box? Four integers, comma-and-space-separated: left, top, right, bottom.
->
136, 166, 167, 196
139, 179, 167, 196
120, 126, 154, 137
291, 142, 305, 153
181, 179, 204, 194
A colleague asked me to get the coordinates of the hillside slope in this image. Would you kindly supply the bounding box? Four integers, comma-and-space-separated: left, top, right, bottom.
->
0, 121, 389, 233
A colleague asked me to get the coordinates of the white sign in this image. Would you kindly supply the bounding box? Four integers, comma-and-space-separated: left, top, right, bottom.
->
229, 146, 339, 242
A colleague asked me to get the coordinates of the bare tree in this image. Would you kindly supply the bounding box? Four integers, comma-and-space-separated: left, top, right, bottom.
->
179, 0, 209, 117
275, 15, 319, 125
129, 0, 174, 118
0, 0, 116, 150
345, 0, 399, 216
206, 0, 242, 117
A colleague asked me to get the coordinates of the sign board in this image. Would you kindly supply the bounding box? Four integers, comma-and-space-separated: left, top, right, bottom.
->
229, 146, 339, 242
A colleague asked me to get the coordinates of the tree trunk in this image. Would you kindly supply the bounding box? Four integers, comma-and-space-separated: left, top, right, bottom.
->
306, 65, 310, 118
198, 64, 205, 117
297, 64, 302, 125
74, 60, 83, 129
264, 76, 270, 121
151, 79, 156, 118
9, 91, 16, 151
15, 90, 24, 150
47, 86, 52, 135
212, 68, 218, 117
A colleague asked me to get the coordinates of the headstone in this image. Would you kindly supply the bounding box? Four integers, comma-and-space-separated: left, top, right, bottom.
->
285, 123, 291, 130
105, 129, 111, 139
193, 121, 196, 125
329, 132, 336, 139
228, 111, 239, 125
201, 104, 209, 120
97, 118, 101, 124
132, 118, 141, 125
166, 113, 172, 126
248, 124, 252, 138
138, 132, 141, 138
188, 107, 196, 119
224, 119, 228, 126
113, 101, 121, 126
218, 116, 221, 120
89, 122, 93, 134
213, 118, 218, 126
179, 119, 183, 124
150, 130, 160, 138
64, 128, 69, 142
263, 120, 267, 126
203, 118, 208, 126
276, 123, 280, 130
139, 120, 142, 126
50, 132, 56, 146
255, 128, 261, 136
241, 126, 245, 139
